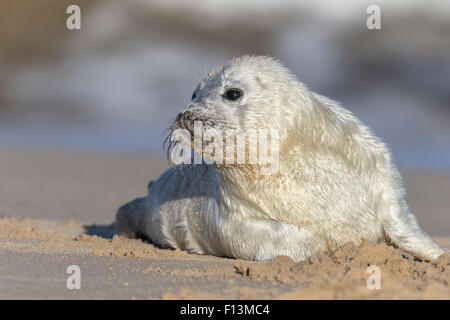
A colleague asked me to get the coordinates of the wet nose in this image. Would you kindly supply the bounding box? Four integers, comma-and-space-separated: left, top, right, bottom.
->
176, 110, 193, 124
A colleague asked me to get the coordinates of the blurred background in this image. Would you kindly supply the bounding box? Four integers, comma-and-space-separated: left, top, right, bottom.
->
1, 0, 449, 168
0, 0, 449, 233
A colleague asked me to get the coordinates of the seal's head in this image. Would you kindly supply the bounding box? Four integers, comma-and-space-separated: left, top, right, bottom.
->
174, 55, 308, 134
166, 56, 315, 171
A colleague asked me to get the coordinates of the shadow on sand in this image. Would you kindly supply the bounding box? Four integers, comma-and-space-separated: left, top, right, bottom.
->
83, 223, 116, 239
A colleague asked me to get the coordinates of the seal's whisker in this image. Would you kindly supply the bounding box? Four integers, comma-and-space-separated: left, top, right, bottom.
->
180, 162, 186, 180
200, 64, 205, 79
162, 127, 173, 157
190, 62, 204, 83
182, 75, 201, 85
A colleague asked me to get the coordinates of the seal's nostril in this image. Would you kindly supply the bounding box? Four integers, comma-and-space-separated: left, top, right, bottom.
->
176, 110, 194, 127
184, 111, 192, 120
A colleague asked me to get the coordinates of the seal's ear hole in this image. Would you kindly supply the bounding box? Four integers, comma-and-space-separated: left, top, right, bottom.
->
255, 76, 269, 89
223, 88, 243, 101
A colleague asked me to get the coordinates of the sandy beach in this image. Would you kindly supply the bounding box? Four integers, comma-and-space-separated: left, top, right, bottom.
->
0, 147, 448, 299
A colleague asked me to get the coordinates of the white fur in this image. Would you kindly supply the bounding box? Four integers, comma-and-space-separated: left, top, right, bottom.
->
116, 56, 444, 262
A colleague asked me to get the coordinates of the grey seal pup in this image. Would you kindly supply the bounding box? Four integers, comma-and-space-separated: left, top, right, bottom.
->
115, 55, 444, 262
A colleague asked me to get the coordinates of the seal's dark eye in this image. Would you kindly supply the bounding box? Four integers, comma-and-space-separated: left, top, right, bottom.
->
224, 88, 243, 101
191, 91, 196, 101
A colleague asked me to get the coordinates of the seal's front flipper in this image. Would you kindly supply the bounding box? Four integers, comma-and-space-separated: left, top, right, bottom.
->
115, 197, 147, 238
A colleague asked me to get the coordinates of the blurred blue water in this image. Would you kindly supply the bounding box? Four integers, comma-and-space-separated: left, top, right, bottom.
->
1, 0, 449, 170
